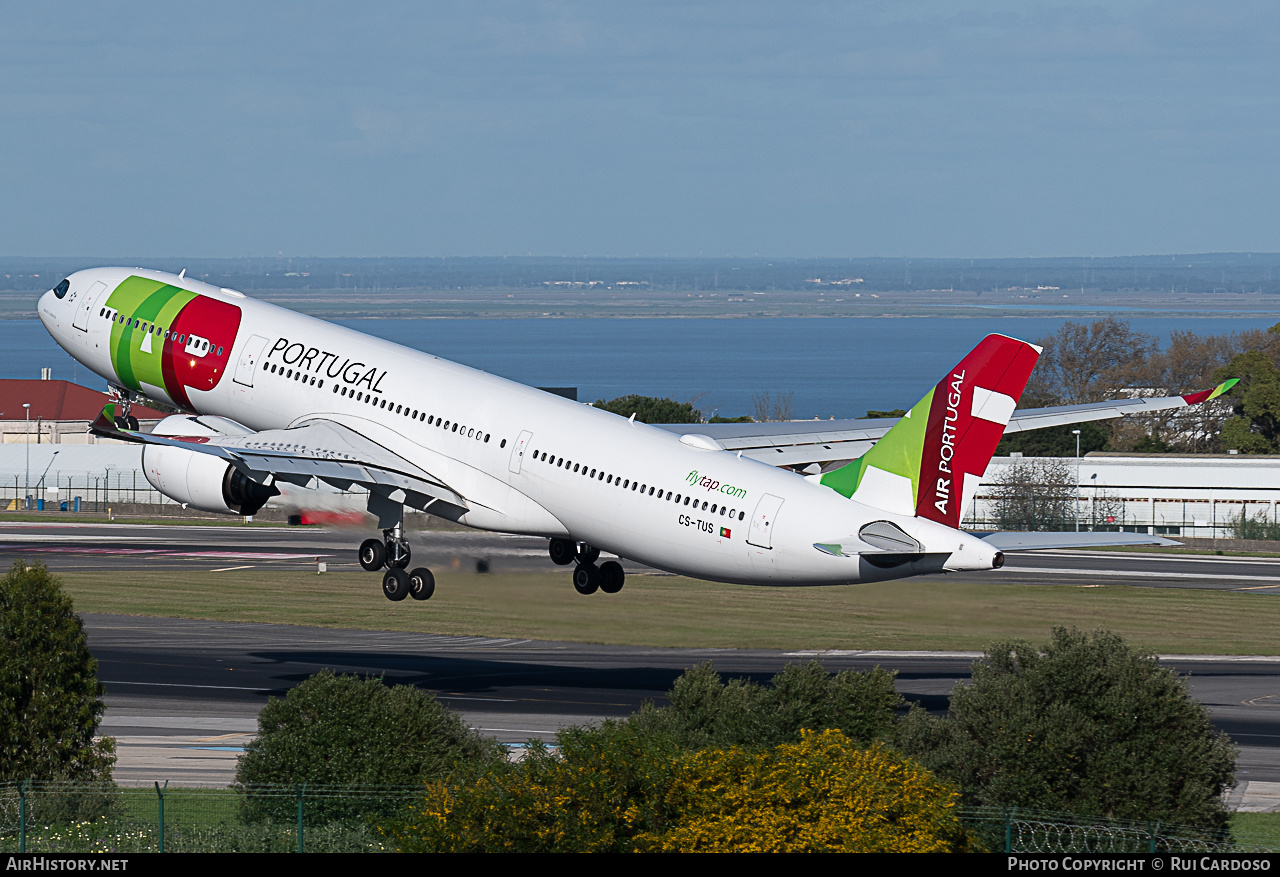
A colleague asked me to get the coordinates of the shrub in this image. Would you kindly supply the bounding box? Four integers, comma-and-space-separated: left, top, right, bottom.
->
639, 731, 973, 852
386, 719, 682, 852
235, 670, 503, 822
387, 727, 971, 853
897, 627, 1237, 829
629, 661, 901, 750
592, 395, 701, 423
0, 562, 115, 785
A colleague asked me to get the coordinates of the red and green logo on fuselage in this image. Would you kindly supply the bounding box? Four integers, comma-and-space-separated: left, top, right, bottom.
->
105, 276, 242, 410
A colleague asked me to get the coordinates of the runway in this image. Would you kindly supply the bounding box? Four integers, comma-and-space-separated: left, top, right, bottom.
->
4, 520, 1280, 592
3, 521, 1278, 808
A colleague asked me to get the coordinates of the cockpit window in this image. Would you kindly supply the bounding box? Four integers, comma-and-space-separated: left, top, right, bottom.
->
53, 279, 70, 299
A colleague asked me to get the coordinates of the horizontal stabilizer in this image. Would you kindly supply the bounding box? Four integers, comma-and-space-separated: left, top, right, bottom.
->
978, 531, 1180, 551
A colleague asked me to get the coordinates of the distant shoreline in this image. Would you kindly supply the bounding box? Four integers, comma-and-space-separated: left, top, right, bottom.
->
4, 286, 1274, 321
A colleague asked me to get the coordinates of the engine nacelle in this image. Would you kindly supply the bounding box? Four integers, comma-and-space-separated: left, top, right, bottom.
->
142, 443, 278, 516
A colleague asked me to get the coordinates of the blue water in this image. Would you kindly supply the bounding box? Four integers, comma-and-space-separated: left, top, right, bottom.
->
13, 316, 1278, 420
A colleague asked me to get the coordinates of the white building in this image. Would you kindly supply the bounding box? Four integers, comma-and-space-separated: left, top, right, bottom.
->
973, 453, 1280, 538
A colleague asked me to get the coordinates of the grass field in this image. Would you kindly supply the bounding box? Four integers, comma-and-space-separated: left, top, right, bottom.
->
59, 567, 1280, 654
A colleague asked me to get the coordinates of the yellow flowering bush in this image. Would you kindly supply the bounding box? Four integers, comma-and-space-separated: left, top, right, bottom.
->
637, 730, 972, 852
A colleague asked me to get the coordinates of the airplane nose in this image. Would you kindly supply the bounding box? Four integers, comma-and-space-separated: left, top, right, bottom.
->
38, 290, 55, 327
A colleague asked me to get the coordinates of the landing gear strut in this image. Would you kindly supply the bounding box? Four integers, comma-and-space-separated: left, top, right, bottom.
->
107, 385, 141, 430
358, 522, 432, 602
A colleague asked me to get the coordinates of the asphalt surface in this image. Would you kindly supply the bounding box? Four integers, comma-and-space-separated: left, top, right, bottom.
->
3, 520, 1279, 806
4, 520, 1280, 592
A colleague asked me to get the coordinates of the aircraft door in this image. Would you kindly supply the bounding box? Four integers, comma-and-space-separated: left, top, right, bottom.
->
72, 281, 107, 332
746, 493, 784, 549
233, 335, 269, 387
509, 430, 533, 474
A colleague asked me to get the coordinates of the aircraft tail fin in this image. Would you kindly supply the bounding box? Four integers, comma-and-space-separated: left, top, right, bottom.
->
819, 334, 1041, 528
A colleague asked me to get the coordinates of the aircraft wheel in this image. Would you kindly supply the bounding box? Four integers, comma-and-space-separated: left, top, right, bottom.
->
599, 560, 625, 594
126, 415, 140, 431
382, 568, 410, 601
408, 567, 435, 601
572, 564, 599, 595
575, 543, 601, 565
359, 538, 387, 571
549, 537, 576, 566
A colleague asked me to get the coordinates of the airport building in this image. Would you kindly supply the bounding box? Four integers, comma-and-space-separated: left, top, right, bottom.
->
0, 377, 164, 444
971, 453, 1280, 539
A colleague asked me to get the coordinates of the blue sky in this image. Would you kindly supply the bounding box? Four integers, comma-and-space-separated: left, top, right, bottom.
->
2, 1, 1277, 258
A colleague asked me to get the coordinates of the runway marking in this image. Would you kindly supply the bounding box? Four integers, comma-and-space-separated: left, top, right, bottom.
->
0, 544, 329, 560
103, 680, 280, 693
1010, 566, 1280, 585
1025, 551, 1280, 568
210, 565, 255, 572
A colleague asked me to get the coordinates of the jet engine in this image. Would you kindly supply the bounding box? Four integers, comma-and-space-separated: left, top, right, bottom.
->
141, 415, 278, 515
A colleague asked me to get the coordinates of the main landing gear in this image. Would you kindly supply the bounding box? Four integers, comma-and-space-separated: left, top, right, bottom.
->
549, 537, 625, 596
359, 522, 434, 603
107, 385, 140, 431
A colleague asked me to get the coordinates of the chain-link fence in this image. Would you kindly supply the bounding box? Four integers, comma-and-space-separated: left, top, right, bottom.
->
0, 782, 424, 853
2, 782, 1275, 853
0, 469, 168, 512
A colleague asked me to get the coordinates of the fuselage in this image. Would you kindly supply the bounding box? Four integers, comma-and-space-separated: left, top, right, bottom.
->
38, 267, 998, 586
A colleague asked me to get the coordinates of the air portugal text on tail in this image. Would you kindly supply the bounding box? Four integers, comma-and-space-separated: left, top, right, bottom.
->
917, 336, 1040, 527
821, 335, 1041, 528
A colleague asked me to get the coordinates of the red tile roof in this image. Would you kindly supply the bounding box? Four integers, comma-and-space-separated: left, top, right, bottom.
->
0, 380, 167, 422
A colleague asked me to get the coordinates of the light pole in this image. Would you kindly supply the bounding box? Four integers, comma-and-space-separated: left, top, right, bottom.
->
23, 403, 30, 507
1072, 429, 1082, 532
1090, 472, 1099, 529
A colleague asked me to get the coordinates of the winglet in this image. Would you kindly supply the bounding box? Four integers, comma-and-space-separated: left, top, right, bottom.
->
91, 403, 119, 434
89, 403, 141, 443
1181, 378, 1239, 406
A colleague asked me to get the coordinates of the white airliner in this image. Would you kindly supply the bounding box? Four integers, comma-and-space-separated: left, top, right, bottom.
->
37, 268, 1234, 602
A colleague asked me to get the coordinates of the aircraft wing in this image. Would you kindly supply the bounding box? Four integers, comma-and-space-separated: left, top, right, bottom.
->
91, 406, 469, 517
656, 379, 1238, 469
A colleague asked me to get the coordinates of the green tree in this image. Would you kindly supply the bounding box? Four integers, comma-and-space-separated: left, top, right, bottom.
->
897, 628, 1236, 829
235, 670, 503, 821
629, 661, 901, 750
593, 394, 702, 423
1216, 343, 1280, 453
996, 422, 1110, 457
0, 562, 114, 784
